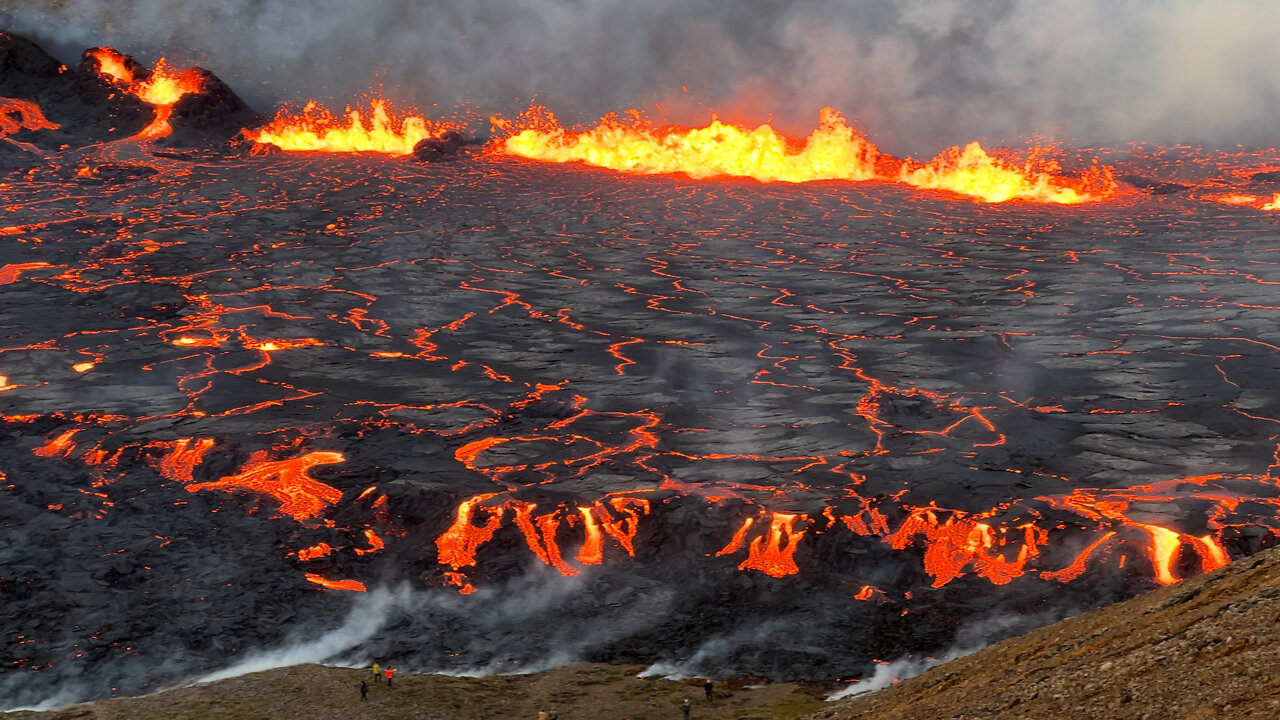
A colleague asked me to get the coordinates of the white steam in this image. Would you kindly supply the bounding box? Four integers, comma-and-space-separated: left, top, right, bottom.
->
192, 583, 402, 685
2, 0, 1279, 152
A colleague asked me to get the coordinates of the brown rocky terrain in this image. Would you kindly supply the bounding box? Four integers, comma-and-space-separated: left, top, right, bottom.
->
806, 544, 1280, 720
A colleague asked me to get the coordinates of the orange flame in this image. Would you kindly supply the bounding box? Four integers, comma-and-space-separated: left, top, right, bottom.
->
245, 99, 461, 155
185, 450, 345, 521
495, 106, 1115, 204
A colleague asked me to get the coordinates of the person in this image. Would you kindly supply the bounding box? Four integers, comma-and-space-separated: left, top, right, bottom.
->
538, 711, 548, 720
360, 680, 369, 702
681, 698, 691, 719
372, 661, 381, 683
704, 678, 713, 702
385, 666, 395, 688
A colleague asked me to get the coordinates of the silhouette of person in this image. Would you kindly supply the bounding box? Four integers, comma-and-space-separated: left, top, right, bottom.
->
682, 698, 692, 719
704, 678, 713, 702
360, 680, 369, 702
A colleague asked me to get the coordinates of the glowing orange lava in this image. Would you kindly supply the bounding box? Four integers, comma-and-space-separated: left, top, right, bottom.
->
0, 97, 58, 137
185, 450, 345, 521
899, 142, 1116, 204
498, 106, 880, 183
436, 493, 504, 569
245, 99, 461, 155
88, 49, 203, 139
304, 573, 366, 591
0, 262, 54, 285
494, 106, 1115, 204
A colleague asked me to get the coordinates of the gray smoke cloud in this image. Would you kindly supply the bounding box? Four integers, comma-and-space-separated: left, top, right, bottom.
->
2, 1, 1278, 153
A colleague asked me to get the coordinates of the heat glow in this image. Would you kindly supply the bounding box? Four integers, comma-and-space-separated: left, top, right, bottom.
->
494, 107, 1116, 204
245, 100, 461, 155
88, 49, 203, 139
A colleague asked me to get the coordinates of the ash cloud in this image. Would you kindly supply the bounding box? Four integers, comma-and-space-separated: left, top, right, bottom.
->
2, 0, 1279, 153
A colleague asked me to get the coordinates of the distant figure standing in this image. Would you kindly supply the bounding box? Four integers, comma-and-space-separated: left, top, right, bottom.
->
704, 678, 713, 702
360, 680, 369, 702
372, 661, 382, 683
681, 698, 692, 719
385, 666, 395, 688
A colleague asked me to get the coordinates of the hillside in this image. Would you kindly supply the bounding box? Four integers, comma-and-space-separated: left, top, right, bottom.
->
806, 544, 1280, 720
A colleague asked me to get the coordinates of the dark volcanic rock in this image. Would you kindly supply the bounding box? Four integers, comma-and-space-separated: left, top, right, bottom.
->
164, 67, 262, 146
411, 129, 468, 162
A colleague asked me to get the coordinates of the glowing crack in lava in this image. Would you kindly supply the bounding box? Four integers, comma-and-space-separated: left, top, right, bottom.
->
245, 99, 462, 154
12, 51, 1280, 699
493, 106, 1116, 203
88, 48, 203, 138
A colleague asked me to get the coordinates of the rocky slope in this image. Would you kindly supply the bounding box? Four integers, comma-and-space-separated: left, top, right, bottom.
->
807, 544, 1280, 720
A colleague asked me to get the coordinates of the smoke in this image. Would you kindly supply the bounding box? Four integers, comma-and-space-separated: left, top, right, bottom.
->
192, 584, 402, 685
3, 0, 1279, 153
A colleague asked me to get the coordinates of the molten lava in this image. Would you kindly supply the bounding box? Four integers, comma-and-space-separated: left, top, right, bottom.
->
899, 142, 1116, 204
245, 99, 461, 155
0, 97, 58, 137
498, 106, 880, 183
494, 106, 1116, 204
88, 49, 203, 139
185, 450, 346, 522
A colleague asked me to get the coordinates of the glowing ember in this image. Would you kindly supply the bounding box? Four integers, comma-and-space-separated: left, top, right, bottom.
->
245, 99, 461, 155
71, 362, 94, 373
185, 451, 346, 522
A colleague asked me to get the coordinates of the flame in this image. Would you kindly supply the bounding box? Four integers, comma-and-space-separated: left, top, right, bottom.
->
245, 99, 461, 155
185, 450, 345, 521
303, 573, 366, 592
88, 50, 203, 139
495, 106, 1115, 203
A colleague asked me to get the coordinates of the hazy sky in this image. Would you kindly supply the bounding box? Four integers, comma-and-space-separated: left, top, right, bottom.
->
4, 0, 1278, 153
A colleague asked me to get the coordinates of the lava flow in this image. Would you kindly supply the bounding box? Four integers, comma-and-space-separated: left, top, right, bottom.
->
10, 27, 1280, 708
493, 106, 1116, 203
88, 48, 203, 138
245, 99, 461, 154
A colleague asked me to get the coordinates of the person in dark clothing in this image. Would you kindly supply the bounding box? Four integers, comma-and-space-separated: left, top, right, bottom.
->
681, 697, 692, 719
360, 680, 369, 702
704, 678, 713, 702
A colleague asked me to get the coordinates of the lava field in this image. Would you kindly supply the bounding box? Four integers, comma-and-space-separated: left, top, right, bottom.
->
6, 29, 1280, 707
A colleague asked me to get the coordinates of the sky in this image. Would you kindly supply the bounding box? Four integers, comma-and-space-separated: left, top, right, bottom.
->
3, 0, 1279, 154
